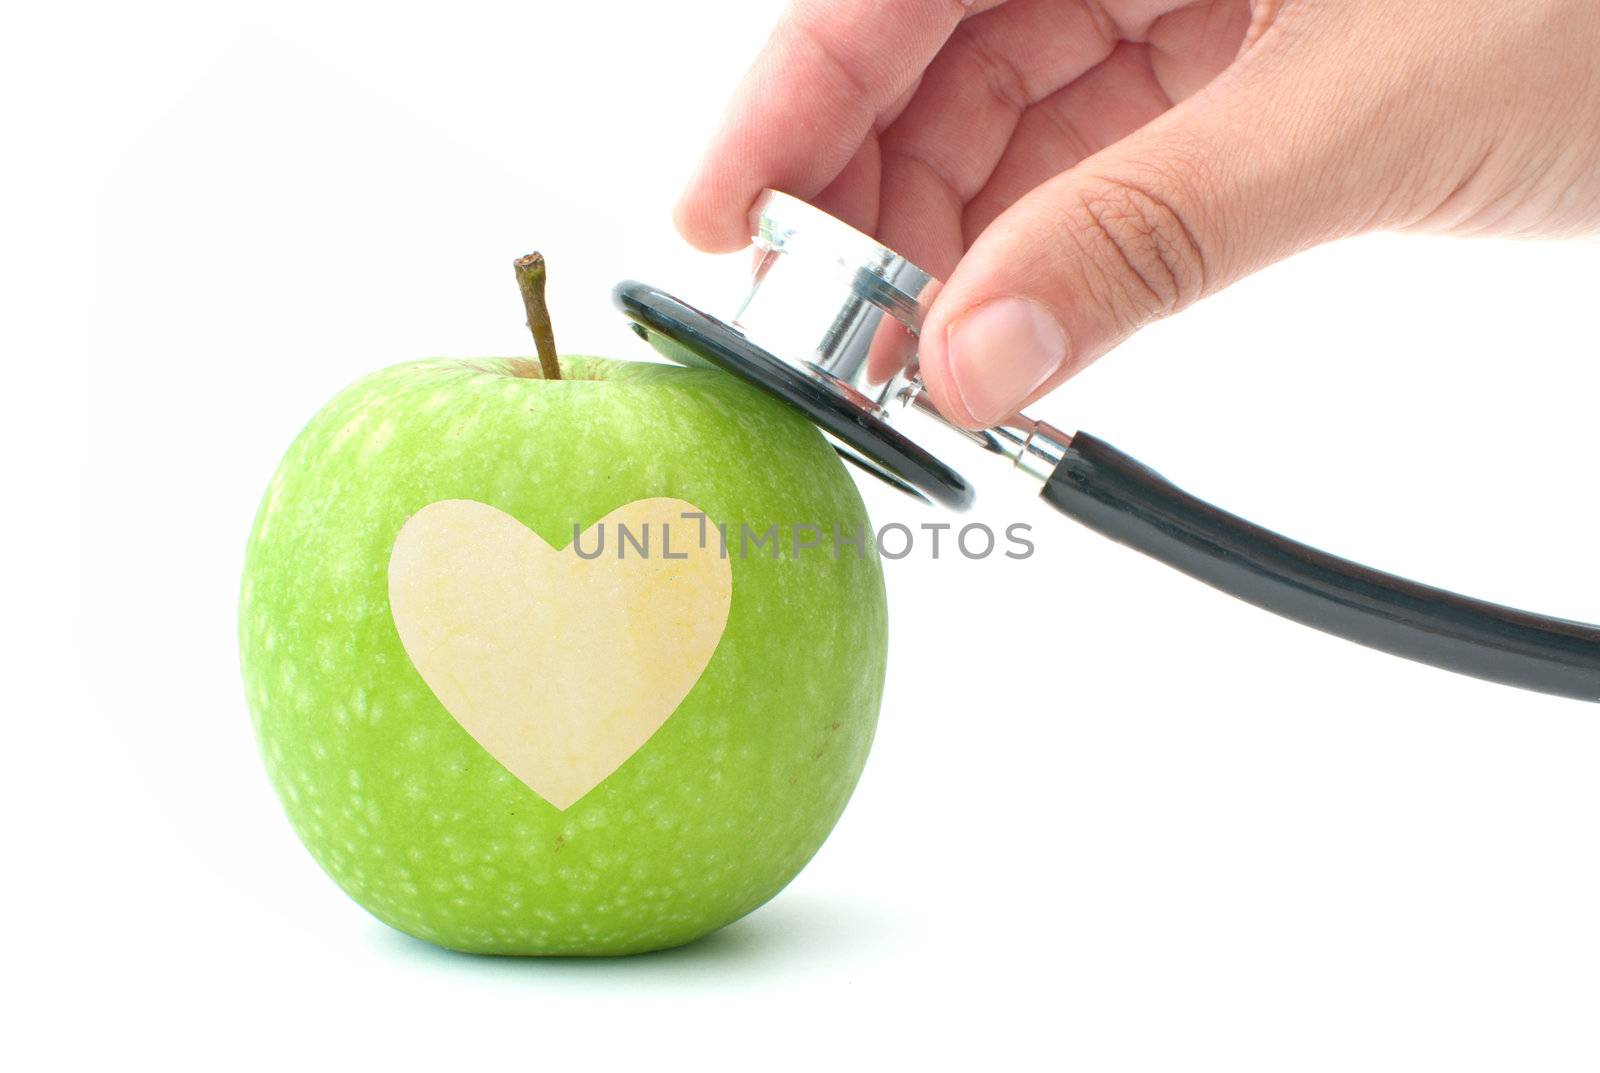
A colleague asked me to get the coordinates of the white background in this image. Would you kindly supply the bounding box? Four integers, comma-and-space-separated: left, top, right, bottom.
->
13, 0, 1600, 1068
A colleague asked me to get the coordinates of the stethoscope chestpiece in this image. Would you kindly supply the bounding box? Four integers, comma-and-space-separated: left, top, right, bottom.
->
614, 191, 1072, 510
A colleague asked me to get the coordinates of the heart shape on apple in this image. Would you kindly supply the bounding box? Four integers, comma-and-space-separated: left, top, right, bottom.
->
387, 496, 731, 810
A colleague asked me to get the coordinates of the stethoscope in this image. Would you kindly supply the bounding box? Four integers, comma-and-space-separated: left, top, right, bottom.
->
613, 189, 1600, 702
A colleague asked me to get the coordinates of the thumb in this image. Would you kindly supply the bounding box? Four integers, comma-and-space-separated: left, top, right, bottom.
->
917, 26, 1413, 429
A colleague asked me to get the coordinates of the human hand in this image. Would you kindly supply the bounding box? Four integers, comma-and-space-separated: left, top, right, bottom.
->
675, 0, 1600, 428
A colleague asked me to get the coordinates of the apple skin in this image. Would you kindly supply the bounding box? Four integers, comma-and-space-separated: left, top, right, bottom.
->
239, 356, 887, 955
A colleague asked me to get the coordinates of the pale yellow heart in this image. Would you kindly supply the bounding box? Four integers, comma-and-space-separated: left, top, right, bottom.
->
387, 497, 732, 810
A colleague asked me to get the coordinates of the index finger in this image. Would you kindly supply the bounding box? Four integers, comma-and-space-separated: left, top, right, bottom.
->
674, 0, 999, 252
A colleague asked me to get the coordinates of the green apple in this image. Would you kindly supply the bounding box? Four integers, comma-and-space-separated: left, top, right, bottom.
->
239, 338, 887, 955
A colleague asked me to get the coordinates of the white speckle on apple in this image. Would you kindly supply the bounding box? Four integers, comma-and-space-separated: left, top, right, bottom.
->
328, 411, 369, 453
362, 418, 396, 457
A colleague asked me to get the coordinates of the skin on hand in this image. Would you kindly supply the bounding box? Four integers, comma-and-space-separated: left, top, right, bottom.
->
675, 0, 1600, 428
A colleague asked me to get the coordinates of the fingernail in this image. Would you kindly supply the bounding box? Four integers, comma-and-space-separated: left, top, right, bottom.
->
945, 297, 1068, 426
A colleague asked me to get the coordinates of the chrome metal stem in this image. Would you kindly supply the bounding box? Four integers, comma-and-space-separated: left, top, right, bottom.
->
884, 371, 1073, 486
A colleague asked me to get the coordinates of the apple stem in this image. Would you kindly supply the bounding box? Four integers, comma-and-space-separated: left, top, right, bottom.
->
513, 252, 562, 381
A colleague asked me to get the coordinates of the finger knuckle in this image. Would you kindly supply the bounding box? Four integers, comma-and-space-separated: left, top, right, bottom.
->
1065, 174, 1209, 323
949, 21, 1033, 115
